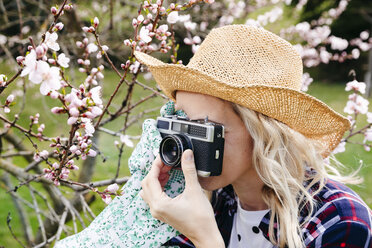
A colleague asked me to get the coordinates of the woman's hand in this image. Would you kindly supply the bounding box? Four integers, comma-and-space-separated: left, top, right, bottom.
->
140, 150, 225, 248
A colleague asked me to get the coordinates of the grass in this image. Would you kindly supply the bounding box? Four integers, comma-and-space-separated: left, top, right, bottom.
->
0, 65, 372, 246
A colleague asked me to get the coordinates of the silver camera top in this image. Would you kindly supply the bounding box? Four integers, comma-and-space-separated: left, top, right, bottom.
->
157, 115, 224, 143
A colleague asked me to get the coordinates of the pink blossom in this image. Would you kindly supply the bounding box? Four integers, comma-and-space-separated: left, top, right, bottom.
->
106, 183, 119, 193
51, 6, 58, 15
38, 124, 45, 133
123, 39, 131, 46
345, 80, 366, 94
6, 94, 14, 103
101, 194, 112, 204
51, 107, 64, 114
93, 17, 99, 27
55, 22, 64, 31
45, 32, 60, 51
39, 150, 49, 159
82, 26, 90, 32
137, 15, 144, 23
70, 145, 79, 153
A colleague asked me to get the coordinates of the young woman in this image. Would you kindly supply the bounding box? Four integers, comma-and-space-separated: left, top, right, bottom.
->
137, 25, 372, 247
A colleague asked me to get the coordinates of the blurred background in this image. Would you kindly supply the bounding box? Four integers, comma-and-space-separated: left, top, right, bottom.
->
0, 0, 371, 247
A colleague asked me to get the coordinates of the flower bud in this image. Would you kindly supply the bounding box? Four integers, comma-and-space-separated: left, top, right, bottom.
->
55, 22, 64, 31
76, 41, 83, 48
35, 45, 45, 58
88, 149, 97, 157
107, 183, 119, 193
93, 17, 99, 27
124, 39, 131, 46
132, 18, 137, 27
4, 106, 10, 113
137, 15, 144, 23
67, 117, 78, 125
64, 4, 72, 10
52, 162, 60, 169
51, 107, 64, 114
69, 107, 80, 117
51, 6, 58, 15
16, 56, 25, 65
82, 26, 90, 32
101, 45, 109, 52
6, 94, 14, 104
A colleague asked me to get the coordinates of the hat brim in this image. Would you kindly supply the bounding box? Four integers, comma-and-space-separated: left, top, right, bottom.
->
134, 51, 351, 158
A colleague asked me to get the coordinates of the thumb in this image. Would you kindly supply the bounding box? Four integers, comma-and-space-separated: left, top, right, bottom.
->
181, 149, 199, 189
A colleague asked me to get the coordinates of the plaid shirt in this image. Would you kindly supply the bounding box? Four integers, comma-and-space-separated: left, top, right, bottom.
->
164, 179, 372, 247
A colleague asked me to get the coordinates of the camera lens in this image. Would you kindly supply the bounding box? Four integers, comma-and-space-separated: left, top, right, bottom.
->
159, 134, 193, 167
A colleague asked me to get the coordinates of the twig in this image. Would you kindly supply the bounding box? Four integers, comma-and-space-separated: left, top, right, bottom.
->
0, 69, 22, 94
7, 212, 26, 248
29, 186, 47, 245
54, 208, 68, 242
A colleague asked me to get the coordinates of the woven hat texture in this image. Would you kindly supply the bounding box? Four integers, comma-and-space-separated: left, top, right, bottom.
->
134, 24, 350, 157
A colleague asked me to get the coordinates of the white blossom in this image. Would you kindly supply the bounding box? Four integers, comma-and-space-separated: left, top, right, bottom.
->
87, 43, 98, 53
45, 32, 60, 51
332, 141, 346, 154
367, 112, 372, 124
329, 36, 348, 51
89, 86, 102, 105
120, 134, 134, 147
167, 11, 179, 24
37, 62, 61, 95
107, 183, 119, 193
57, 53, 70, 68
345, 80, 366, 94
365, 128, 372, 142
139, 27, 152, 43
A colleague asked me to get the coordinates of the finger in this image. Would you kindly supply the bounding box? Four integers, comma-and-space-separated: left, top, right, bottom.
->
181, 149, 200, 190
142, 157, 165, 197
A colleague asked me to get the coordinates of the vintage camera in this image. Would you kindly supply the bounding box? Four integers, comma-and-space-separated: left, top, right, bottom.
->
156, 115, 225, 177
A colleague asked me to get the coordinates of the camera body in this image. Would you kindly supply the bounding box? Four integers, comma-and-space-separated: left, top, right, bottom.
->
156, 115, 225, 177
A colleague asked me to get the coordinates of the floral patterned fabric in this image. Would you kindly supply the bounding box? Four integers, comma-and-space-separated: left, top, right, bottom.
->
55, 101, 187, 248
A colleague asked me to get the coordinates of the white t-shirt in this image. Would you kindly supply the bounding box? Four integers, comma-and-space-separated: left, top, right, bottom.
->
228, 198, 274, 248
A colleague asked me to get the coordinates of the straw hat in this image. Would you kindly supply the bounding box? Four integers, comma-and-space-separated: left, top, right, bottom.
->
134, 24, 350, 158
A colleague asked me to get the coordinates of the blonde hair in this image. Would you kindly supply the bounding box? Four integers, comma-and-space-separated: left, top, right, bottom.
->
232, 103, 361, 248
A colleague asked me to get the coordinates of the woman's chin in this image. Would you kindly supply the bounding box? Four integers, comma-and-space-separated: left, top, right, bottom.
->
197, 176, 223, 191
